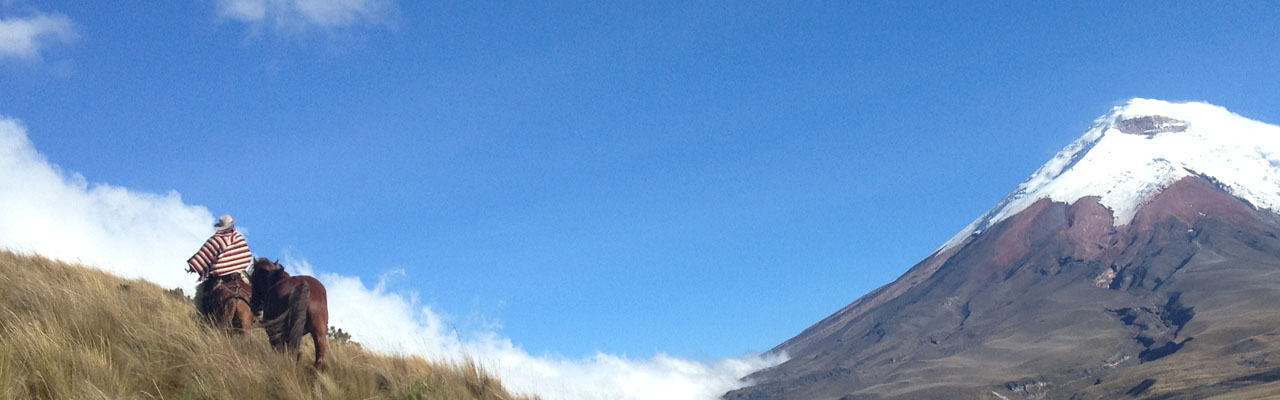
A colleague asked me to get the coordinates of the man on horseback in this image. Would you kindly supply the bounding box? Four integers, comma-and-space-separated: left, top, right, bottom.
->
186, 214, 253, 318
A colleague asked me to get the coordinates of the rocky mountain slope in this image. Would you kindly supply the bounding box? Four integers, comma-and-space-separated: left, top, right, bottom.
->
727, 99, 1280, 399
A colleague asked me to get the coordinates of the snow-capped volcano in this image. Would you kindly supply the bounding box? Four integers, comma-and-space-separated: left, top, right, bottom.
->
730, 99, 1280, 400
942, 98, 1280, 252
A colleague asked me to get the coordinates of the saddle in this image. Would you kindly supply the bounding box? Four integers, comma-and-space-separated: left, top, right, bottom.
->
199, 272, 251, 315
214, 273, 250, 299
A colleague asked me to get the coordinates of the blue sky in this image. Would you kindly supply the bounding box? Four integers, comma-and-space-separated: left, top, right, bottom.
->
5, 0, 1280, 366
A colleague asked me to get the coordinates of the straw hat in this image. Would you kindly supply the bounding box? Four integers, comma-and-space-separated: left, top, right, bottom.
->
214, 214, 235, 232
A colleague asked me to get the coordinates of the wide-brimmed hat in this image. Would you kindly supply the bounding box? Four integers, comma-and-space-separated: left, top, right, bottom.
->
214, 214, 235, 231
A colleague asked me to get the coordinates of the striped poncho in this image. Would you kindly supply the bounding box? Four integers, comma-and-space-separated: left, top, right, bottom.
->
187, 229, 252, 278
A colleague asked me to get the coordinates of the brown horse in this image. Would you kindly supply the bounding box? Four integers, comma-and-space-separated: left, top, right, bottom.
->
197, 274, 255, 336
250, 258, 329, 371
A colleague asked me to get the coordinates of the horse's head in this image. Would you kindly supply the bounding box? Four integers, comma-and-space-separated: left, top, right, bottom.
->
250, 258, 286, 312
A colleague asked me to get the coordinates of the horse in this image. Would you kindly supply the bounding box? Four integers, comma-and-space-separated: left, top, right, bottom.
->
250, 258, 329, 371
196, 273, 255, 336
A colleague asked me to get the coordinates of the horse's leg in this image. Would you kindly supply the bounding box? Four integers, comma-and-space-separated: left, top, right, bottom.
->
310, 302, 329, 371
234, 302, 253, 336
218, 303, 236, 334
311, 323, 327, 371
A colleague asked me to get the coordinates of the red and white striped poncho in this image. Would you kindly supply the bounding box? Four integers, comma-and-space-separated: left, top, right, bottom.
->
187, 229, 252, 278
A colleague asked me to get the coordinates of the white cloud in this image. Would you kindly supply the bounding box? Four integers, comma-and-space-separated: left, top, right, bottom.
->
0, 117, 212, 291
215, 0, 398, 32
0, 115, 786, 400
0, 10, 76, 60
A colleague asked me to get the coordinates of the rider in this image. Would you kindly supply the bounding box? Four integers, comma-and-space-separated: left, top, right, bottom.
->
186, 214, 253, 316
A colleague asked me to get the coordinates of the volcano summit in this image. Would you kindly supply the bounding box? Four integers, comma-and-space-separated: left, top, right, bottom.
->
729, 99, 1280, 399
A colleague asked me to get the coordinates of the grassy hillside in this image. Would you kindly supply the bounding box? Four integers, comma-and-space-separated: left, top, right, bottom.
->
0, 251, 536, 400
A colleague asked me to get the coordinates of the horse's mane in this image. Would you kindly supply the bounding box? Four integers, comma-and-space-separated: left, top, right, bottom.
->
269, 265, 290, 282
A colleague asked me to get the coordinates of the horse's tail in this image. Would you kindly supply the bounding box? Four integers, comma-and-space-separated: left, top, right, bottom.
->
262, 282, 310, 351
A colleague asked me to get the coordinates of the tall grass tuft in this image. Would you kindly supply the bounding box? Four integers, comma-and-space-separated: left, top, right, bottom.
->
0, 251, 536, 400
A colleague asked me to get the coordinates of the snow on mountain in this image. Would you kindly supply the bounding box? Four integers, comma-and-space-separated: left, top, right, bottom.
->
939, 98, 1280, 253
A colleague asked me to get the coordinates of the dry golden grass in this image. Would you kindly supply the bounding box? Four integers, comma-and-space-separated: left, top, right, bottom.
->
0, 251, 537, 400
